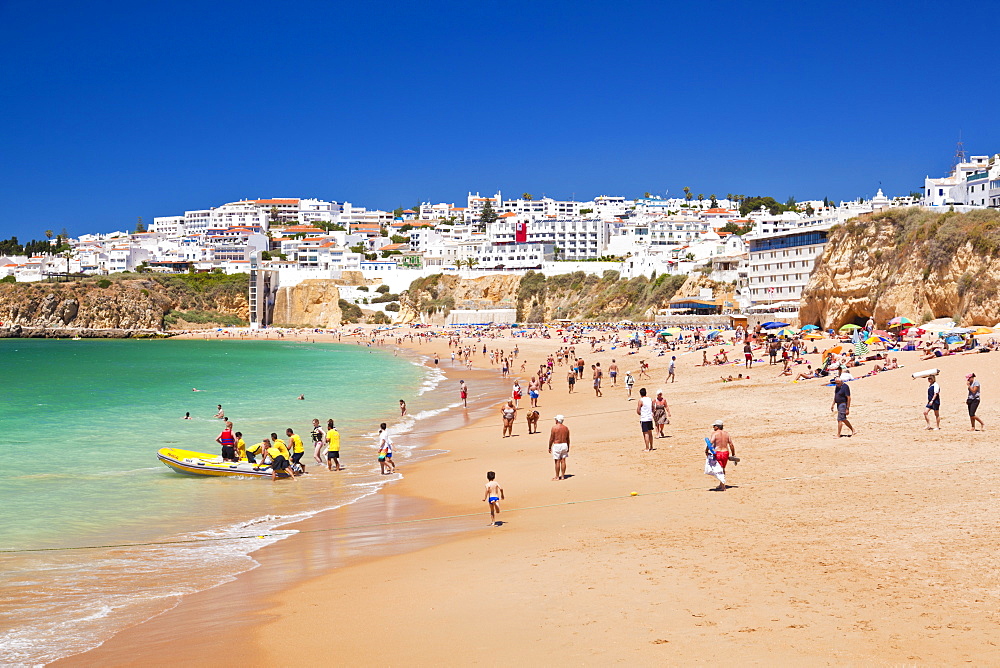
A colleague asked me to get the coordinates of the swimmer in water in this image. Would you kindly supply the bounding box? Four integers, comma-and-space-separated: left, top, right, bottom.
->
183, 412, 191, 420
214, 405, 224, 419
297, 394, 305, 400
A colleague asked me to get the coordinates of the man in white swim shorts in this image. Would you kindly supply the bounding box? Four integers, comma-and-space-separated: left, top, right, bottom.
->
548, 414, 570, 481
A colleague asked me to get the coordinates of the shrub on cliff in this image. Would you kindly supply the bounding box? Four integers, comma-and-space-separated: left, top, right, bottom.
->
339, 299, 363, 323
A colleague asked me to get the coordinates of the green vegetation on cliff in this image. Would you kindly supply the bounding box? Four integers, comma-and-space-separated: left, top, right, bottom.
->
840, 207, 1000, 269
516, 270, 687, 321
405, 270, 691, 322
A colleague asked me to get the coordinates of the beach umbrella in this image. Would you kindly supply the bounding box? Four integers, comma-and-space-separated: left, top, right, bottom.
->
839, 323, 862, 331
945, 335, 963, 344
761, 321, 789, 329
888, 316, 915, 326
801, 324, 820, 330
872, 329, 891, 337
776, 328, 797, 337
823, 345, 843, 356
804, 332, 824, 339
946, 327, 973, 335
972, 326, 995, 335
864, 335, 888, 344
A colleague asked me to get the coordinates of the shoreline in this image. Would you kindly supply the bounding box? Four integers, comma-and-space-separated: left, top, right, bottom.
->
53, 334, 511, 665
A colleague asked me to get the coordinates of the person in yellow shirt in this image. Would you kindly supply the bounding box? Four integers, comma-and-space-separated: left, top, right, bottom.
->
234, 432, 246, 462
269, 433, 290, 459
286, 428, 305, 472
245, 439, 264, 465
265, 437, 294, 482
326, 423, 341, 471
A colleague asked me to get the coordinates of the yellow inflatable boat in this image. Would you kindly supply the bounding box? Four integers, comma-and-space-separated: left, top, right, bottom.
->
156, 447, 295, 479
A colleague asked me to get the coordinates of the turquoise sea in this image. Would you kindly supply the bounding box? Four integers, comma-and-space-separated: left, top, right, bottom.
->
0, 338, 455, 664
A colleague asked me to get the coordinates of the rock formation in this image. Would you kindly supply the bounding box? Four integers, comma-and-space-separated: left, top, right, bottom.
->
800, 208, 1000, 328
0, 282, 165, 336
273, 279, 343, 328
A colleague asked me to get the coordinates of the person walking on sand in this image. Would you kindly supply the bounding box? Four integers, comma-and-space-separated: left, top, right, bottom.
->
528, 376, 539, 407
625, 371, 635, 399
567, 369, 576, 393
399, 399, 407, 416
637, 388, 655, 451
501, 400, 517, 437
706, 419, 737, 491
967, 373, 984, 431
831, 377, 855, 437
652, 390, 671, 438
511, 381, 522, 409
483, 471, 505, 526
548, 415, 570, 481
743, 341, 753, 369
592, 364, 602, 397
609, 360, 619, 386
666, 356, 676, 383
460, 380, 469, 408
924, 375, 941, 430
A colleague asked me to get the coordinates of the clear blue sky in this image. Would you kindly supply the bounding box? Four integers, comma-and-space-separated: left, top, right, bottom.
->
2, 0, 998, 240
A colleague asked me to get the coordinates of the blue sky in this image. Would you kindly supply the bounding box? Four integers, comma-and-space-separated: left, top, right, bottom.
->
1, 0, 998, 240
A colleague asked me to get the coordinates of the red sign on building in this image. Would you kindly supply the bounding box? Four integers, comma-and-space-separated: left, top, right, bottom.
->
515, 222, 528, 243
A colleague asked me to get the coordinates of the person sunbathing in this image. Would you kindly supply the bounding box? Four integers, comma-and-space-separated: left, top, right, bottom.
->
793, 365, 815, 381
777, 365, 792, 377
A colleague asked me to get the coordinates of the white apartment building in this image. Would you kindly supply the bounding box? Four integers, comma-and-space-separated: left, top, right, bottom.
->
923, 155, 993, 207
486, 217, 609, 259
499, 196, 582, 220
422, 238, 484, 267
590, 196, 630, 220
475, 242, 553, 270
744, 219, 834, 307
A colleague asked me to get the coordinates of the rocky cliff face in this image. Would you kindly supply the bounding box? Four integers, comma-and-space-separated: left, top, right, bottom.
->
800, 208, 1000, 328
273, 280, 343, 328
400, 270, 702, 323
0, 282, 166, 335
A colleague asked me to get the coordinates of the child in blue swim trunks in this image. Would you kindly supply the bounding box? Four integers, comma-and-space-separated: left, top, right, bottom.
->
483, 471, 505, 526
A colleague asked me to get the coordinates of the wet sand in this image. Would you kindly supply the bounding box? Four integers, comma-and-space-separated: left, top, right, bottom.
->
63, 330, 1000, 664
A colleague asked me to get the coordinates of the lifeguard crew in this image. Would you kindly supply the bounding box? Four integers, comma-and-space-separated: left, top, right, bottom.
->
287, 428, 306, 472
266, 439, 294, 482
245, 438, 266, 465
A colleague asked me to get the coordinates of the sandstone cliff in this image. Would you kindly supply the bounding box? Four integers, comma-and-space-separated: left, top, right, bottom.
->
800, 207, 1000, 328
400, 270, 702, 323
273, 280, 343, 328
0, 281, 166, 334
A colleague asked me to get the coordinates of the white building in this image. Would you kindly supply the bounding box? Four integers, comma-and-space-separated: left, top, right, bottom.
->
486, 217, 609, 259
744, 219, 835, 307
923, 155, 993, 207
476, 242, 553, 270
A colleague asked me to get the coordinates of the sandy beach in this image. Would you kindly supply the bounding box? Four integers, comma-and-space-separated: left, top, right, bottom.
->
62, 327, 1000, 665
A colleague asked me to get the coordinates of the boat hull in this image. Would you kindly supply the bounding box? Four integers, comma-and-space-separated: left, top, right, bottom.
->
156, 448, 293, 478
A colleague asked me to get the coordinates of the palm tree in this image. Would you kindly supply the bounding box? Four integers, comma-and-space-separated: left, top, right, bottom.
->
45, 229, 53, 240
697, 194, 705, 207
60, 249, 75, 281
522, 193, 533, 201
683, 187, 692, 202
465, 257, 479, 275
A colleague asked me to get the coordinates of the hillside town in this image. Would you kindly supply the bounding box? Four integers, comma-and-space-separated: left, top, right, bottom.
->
2, 152, 997, 325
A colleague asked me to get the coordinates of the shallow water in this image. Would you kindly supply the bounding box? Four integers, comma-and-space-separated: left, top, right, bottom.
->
0, 338, 458, 664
